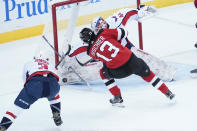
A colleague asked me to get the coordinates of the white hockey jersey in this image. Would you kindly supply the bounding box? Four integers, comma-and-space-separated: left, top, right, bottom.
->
106, 8, 139, 29
22, 58, 59, 84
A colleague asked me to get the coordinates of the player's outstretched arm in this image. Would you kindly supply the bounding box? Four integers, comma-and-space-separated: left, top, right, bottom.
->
137, 5, 158, 21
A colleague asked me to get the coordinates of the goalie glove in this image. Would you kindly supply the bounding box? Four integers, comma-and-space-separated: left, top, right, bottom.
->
137, 5, 157, 21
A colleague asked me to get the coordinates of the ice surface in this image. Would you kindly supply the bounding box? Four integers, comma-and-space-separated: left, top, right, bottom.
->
0, 3, 197, 131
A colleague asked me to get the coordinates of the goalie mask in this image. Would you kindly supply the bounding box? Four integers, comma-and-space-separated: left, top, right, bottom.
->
79, 28, 95, 44
91, 16, 108, 34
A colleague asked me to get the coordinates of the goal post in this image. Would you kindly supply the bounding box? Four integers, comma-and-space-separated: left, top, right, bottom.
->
51, 0, 88, 65
137, 0, 143, 50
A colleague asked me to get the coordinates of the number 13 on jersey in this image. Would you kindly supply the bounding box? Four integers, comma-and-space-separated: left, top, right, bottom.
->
96, 41, 120, 61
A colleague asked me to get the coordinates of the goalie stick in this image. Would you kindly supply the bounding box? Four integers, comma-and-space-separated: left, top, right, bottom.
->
75, 57, 94, 66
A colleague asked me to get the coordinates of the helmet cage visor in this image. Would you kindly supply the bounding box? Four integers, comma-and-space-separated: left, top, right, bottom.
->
94, 17, 107, 33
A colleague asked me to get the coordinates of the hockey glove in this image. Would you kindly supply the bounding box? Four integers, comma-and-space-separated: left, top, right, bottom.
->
137, 5, 157, 21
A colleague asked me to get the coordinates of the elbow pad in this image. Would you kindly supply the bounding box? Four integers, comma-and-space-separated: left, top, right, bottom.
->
117, 28, 128, 41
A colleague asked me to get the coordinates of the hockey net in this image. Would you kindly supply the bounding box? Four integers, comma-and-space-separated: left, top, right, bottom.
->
39, 0, 143, 85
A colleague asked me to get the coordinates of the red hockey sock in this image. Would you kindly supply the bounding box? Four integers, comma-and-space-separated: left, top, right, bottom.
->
100, 69, 121, 96
142, 71, 155, 82
142, 71, 169, 94
109, 86, 121, 96
158, 83, 169, 94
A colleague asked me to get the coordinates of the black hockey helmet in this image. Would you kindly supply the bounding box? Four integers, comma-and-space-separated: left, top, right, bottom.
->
79, 28, 95, 44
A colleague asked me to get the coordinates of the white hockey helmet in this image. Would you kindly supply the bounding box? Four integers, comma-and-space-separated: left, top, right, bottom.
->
91, 16, 108, 34
34, 50, 49, 61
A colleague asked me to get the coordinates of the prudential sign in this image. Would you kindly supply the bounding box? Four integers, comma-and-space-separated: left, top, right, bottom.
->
3, 0, 100, 22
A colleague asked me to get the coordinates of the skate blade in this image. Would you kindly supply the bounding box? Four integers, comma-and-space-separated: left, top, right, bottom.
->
190, 73, 197, 78
112, 103, 125, 108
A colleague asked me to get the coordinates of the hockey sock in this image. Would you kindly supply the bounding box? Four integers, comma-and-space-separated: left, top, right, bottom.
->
0, 104, 24, 130
0, 117, 12, 129
104, 79, 121, 96
49, 94, 61, 114
100, 69, 121, 96
142, 71, 169, 94
50, 102, 61, 114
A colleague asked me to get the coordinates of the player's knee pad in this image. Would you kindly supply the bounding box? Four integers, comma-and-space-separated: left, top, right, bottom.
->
14, 88, 35, 109
101, 66, 111, 79
133, 57, 150, 77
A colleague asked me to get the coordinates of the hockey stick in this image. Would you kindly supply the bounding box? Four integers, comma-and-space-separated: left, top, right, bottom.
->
42, 35, 71, 68
42, 35, 90, 87
75, 57, 94, 66
68, 66, 91, 89
55, 44, 71, 68
42, 35, 61, 57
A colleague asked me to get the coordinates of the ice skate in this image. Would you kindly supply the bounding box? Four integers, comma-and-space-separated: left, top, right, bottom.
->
110, 95, 125, 108
190, 68, 197, 78
0, 126, 6, 131
164, 90, 175, 100
52, 112, 63, 126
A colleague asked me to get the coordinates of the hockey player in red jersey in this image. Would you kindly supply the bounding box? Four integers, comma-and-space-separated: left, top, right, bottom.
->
77, 27, 175, 106
90, 5, 176, 82
58, 5, 176, 86
190, 0, 197, 77
0, 54, 63, 131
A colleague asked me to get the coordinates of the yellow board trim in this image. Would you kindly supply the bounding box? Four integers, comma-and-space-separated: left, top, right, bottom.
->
0, 0, 193, 44
0, 25, 44, 44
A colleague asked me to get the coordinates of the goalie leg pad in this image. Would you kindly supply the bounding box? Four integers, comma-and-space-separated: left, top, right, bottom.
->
131, 47, 177, 81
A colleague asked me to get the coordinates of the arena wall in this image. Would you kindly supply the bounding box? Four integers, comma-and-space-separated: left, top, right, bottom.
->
0, 0, 193, 44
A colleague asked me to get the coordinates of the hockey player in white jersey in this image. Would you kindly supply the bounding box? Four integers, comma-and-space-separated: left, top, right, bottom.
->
0, 54, 63, 131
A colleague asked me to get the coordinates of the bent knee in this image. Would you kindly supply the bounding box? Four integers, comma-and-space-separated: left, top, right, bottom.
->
134, 58, 150, 77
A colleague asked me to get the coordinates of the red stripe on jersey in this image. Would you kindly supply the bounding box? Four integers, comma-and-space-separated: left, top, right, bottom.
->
53, 94, 60, 100
6, 111, 16, 119
69, 46, 88, 57
122, 10, 138, 26
24, 71, 59, 86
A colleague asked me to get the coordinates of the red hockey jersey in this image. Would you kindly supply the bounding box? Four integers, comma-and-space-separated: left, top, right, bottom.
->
88, 28, 132, 69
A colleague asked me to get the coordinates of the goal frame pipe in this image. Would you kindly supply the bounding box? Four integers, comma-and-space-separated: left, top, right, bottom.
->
137, 0, 143, 50
52, 0, 88, 65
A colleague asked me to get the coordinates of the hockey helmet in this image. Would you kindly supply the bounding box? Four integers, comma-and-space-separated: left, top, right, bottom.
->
79, 28, 95, 44
34, 50, 49, 61
91, 16, 108, 34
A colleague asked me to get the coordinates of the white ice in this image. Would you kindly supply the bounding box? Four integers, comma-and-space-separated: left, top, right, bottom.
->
0, 3, 197, 131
